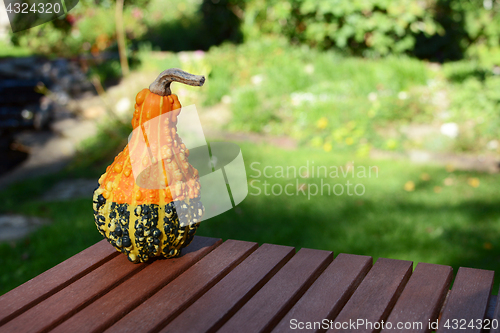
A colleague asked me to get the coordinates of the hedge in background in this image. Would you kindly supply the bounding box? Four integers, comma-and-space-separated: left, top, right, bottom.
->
239, 0, 500, 64
242, 0, 440, 57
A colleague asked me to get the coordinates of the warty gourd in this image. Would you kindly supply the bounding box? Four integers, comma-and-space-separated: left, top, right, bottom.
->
93, 68, 205, 263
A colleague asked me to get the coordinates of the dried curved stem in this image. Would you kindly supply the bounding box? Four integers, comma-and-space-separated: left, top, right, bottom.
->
149, 68, 205, 96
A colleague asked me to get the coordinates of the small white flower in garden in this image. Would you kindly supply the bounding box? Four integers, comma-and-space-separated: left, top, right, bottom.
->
251, 74, 264, 86
304, 64, 314, 74
398, 91, 408, 100
291, 92, 316, 106
368, 92, 378, 102
440, 122, 459, 138
437, 111, 451, 119
221, 95, 232, 104
115, 97, 131, 116
193, 50, 205, 60
426, 79, 437, 88
487, 140, 499, 150
178, 52, 190, 63
493, 66, 500, 75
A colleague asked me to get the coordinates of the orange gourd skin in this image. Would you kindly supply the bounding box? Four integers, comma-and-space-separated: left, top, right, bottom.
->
92, 89, 203, 263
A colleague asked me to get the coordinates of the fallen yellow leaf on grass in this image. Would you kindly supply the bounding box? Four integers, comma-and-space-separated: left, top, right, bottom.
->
420, 173, 430, 181
317, 117, 328, 129
468, 177, 480, 188
323, 142, 332, 152
434, 186, 442, 193
404, 181, 415, 192
446, 164, 455, 172
444, 177, 454, 186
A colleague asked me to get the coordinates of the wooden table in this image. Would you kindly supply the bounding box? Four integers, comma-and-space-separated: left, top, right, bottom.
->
0, 236, 498, 333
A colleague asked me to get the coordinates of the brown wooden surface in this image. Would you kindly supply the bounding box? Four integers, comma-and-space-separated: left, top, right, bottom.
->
105, 239, 258, 333
51, 236, 222, 333
218, 248, 333, 333
328, 258, 413, 333
1, 252, 145, 333
438, 267, 494, 333
381, 262, 453, 333
1, 237, 498, 333
272, 253, 373, 333
159, 243, 295, 333
0, 239, 118, 326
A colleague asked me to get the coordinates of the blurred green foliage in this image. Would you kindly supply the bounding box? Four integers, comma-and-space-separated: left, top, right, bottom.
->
241, 0, 439, 57
133, 37, 499, 156
188, 38, 434, 155
238, 0, 500, 64
11, 0, 148, 57
443, 62, 500, 152
8, 0, 500, 67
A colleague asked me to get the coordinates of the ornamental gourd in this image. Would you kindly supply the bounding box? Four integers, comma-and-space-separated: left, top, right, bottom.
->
93, 69, 205, 263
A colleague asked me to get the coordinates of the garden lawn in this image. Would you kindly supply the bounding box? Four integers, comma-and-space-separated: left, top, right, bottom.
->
137, 38, 500, 156
1, 141, 499, 296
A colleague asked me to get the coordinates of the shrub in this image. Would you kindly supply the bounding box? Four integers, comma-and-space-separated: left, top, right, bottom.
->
11, 0, 148, 57
239, 0, 441, 57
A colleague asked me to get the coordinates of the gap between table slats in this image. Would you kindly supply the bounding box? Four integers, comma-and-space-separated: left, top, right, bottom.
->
159, 243, 296, 333
0, 239, 119, 327
272, 253, 373, 333
486, 294, 497, 320
491, 287, 500, 333
218, 247, 333, 333
328, 257, 413, 333
381, 262, 452, 333
51, 236, 222, 333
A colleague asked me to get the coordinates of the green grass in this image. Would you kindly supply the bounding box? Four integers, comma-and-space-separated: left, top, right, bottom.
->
0, 40, 33, 58
1, 141, 499, 296
199, 142, 500, 271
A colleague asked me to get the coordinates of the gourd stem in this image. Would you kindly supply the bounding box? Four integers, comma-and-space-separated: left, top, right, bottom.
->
149, 68, 205, 96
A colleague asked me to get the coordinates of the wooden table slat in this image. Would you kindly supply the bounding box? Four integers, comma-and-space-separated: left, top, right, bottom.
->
486, 294, 497, 320
0, 239, 118, 326
51, 236, 222, 333
105, 239, 258, 333
381, 262, 453, 333
272, 253, 373, 333
218, 248, 333, 333
160, 243, 295, 333
438, 267, 494, 333
328, 257, 413, 333
0, 249, 146, 333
